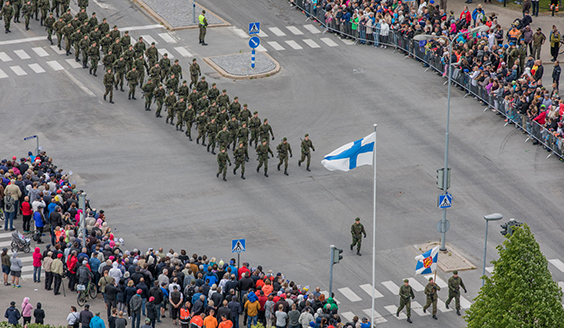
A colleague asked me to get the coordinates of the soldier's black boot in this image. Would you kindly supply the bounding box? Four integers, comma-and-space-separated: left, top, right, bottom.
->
456, 310, 461, 316
396, 311, 399, 317
445, 302, 449, 309
216, 172, 219, 178
202, 141, 206, 146
109, 100, 114, 104
128, 95, 131, 100
188, 136, 192, 141
241, 173, 245, 180
175, 126, 178, 131
104, 95, 106, 101
284, 169, 288, 176
306, 165, 310, 172
132, 96, 136, 100
115, 84, 118, 90
298, 160, 301, 166
165, 118, 168, 124
406, 318, 412, 323
423, 308, 426, 313
357, 250, 361, 256
233, 168, 236, 175
179, 127, 183, 132
256, 166, 259, 173
207, 144, 210, 152
120, 86, 124, 92
196, 138, 199, 144
432, 315, 437, 320
350, 244, 353, 251
264, 171, 268, 177
211, 149, 216, 155
277, 164, 280, 171
223, 177, 226, 181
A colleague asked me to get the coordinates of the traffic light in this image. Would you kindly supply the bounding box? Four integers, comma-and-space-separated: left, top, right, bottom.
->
331, 246, 343, 264
436, 168, 451, 190
500, 219, 522, 237
500, 222, 508, 236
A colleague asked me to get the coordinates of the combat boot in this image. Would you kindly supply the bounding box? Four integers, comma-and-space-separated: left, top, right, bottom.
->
120, 86, 124, 92
432, 315, 437, 320
179, 127, 184, 132
406, 318, 412, 323
175, 126, 178, 131
196, 138, 199, 144
109, 100, 114, 104
104, 95, 107, 101
445, 302, 449, 309
456, 310, 461, 316
284, 169, 288, 176
216, 173, 219, 178
256, 166, 260, 173
132, 96, 136, 100
357, 250, 361, 256
165, 118, 169, 124
306, 165, 310, 171
298, 160, 301, 166
223, 177, 226, 181
202, 141, 206, 146
264, 172, 268, 177
128, 95, 131, 100
277, 164, 280, 171
211, 150, 216, 155
207, 144, 211, 152
241, 173, 245, 180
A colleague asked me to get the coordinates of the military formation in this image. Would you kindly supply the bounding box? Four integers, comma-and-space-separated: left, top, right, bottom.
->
0, 0, 87, 33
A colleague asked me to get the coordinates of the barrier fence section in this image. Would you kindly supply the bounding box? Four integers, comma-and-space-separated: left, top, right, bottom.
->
290, 0, 564, 161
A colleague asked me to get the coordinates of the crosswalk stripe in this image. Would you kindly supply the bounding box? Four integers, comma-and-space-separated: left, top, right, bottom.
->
0, 68, 7, 78
320, 291, 340, 304
256, 45, 267, 52
286, 25, 303, 35
284, 40, 303, 50
268, 27, 286, 37
10, 66, 27, 76
381, 281, 399, 295
20, 274, 34, 280
338, 287, 362, 302
157, 48, 174, 59
460, 296, 472, 309
405, 277, 424, 292
320, 37, 338, 47
0, 52, 13, 62
32, 47, 49, 57
425, 275, 448, 288
0, 232, 14, 238
228, 27, 248, 39
28, 63, 46, 73
340, 311, 355, 322
141, 35, 158, 45
384, 305, 406, 319
437, 298, 453, 312
174, 46, 193, 58
267, 41, 285, 51
485, 266, 494, 273
258, 30, 268, 38
341, 38, 355, 45
158, 32, 177, 43
361, 309, 387, 324
50, 45, 65, 55
66, 59, 82, 69
359, 284, 383, 299
47, 60, 64, 71
410, 301, 431, 317
302, 39, 320, 48
14, 49, 31, 60
549, 259, 564, 273
303, 24, 321, 34
0, 240, 13, 247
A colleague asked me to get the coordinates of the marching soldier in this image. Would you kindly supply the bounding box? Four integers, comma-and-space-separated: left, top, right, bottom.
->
446, 271, 466, 316
120, 30, 131, 49
97, 17, 109, 34
133, 36, 146, 58
77, 0, 87, 9
256, 139, 273, 177
298, 134, 315, 171
145, 42, 158, 67
123, 45, 135, 72
233, 142, 246, 179
164, 90, 176, 123
134, 55, 148, 85
423, 277, 440, 320
229, 96, 241, 118
249, 111, 261, 148
165, 73, 179, 93
238, 103, 251, 123
102, 50, 115, 71
53, 17, 65, 49
70, 28, 82, 61
216, 147, 231, 181
109, 24, 120, 40
88, 12, 97, 29
100, 33, 112, 54
21, 0, 31, 29
12, 0, 20, 22
206, 118, 219, 154
175, 97, 187, 131
216, 125, 230, 150
217, 89, 229, 108
227, 116, 239, 150
103, 68, 114, 103
170, 59, 183, 79
113, 56, 126, 91
195, 111, 207, 146
397, 279, 415, 323
110, 38, 122, 57
189, 58, 200, 89
196, 75, 208, 93
153, 84, 165, 118
62, 22, 74, 55
276, 138, 292, 176
184, 103, 195, 140
79, 35, 90, 69
149, 63, 161, 83
198, 9, 208, 45
60, 8, 71, 22
88, 41, 99, 76
126, 67, 139, 100
259, 118, 275, 144
45, 13, 57, 43
177, 80, 189, 99
237, 122, 250, 161
159, 53, 171, 80
350, 218, 366, 255
141, 78, 156, 111
39, 0, 48, 26
207, 83, 219, 101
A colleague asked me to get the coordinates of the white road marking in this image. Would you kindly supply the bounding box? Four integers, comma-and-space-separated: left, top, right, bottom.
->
267, 41, 285, 51
66, 59, 82, 69
384, 305, 406, 319
158, 48, 174, 58
91, 0, 113, 9
286, 25, 304, 35
142, 35, 158, 45
122, 24, 164, 31
320, 291, 340, 304
174, 46, 193, 58
320, 37, 338, 47
550, 259, 564, 272
258, 30, 268, 37
559, 281, 564, 291
410, 301, 431, 317
340, 312, 355, 322
14, 49, 31, 60
337, 287, 362, 302
362, 309, 387, 324
485, 266, 494, 273
359, 284, 384, 299
341, 38, 355, 45
228, 27, 248, 39
303, 24, 321, 34
302, 39, 320, 48
0, 68, 7, 78
0, 232, 14, 238
28, 63, 46, 73
284, 40, 303, 50
460, 296, 472, 309
405, 277, 424, 292
158, 32, 177, 43
47, 60, 64, 71
50, 45, 65, 55
381, 281, 399, 295
0, 52, 13, 62
32, 47, 49, 57
268, 27, 286, 36
256, 45, 267, 52
62, 70, 95, 97
437, 298, 453, 312
0, 36, 45, 46
10, 65, 27, 76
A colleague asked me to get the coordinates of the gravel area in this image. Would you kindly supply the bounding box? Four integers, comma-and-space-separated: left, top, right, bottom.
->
141, 0, 225, 28
210, 53, 276, 76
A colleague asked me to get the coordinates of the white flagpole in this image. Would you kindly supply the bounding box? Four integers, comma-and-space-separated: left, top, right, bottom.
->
371, 124, 377, 327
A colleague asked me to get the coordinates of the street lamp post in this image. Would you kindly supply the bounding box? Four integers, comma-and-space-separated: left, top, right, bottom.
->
414, 25, 491, 251
482, 213, 503, 286
193, 0, 196, 24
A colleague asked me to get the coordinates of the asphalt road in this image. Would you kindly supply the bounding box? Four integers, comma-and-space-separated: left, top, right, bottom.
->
2, 0, 564, 326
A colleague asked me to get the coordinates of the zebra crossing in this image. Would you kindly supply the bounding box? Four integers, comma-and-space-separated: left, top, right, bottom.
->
0, 31, 194, 80
229, 23, 352, 52
0, 231, 36, 281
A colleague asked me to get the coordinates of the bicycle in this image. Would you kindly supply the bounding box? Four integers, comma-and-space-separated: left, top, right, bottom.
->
76, 280, 97, 307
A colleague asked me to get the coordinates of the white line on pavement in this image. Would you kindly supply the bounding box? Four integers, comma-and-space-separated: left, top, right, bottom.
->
46, 60, 64, 71
14, 49, 31, 60
10, 66, 27, 76
66, 59, 82, 69
228, 27, 248, 39
0, 52, 13, 62
122, 24, 164, 31
32, 47, 49, 57
485, 266, 494, 273
91, 0, 113, 9
303, 24, 321, 34
256, 45, 267, 52
359, 283, 383, 299
268, 27, 286, 37
302, 39, 320, 48
267, 41, 285, 51
337, 287, 362, 302
62, 70, 96, 97
410, 301, 430, 317
550, 259, 564, 272
50, 45, 65, 55
340, 312, 355, 322
258, 30, 268, 38
381, 281, 399, 295
286, 25, 303, 35
141, 35, 158, 45
158, 32, 177, 43
341, 38, 355, 45
28, 63, 46, 73
284, 40, 303, 50
384, 305, 406, 319
174, 46, 193, 58
0, 68, 7, 78
362, 309, 388, 323
0, 36, 45, 46
405, 277, 424, 292
158, 48, 174, 58
320, 37, 338, 47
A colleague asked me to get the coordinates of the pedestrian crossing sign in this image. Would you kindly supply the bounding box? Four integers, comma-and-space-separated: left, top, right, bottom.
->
249, 22, 260, 35
232, 239, 246, 253
438, 193, 452, 209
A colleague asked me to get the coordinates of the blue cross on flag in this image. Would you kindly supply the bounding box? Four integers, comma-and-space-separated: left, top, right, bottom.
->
321, 132, 375, 172
415, 246, 439, 275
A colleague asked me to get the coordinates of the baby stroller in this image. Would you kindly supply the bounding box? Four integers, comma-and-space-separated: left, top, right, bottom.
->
11, 230, 31, 253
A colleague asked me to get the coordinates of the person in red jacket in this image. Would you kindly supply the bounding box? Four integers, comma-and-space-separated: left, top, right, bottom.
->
67, 251, 78, 291
460, 6, 471, 26
21, 196, 32, 233
33, 247, 42, 283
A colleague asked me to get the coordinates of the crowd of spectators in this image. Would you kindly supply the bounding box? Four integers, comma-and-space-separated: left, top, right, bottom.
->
299, 0, 564, 156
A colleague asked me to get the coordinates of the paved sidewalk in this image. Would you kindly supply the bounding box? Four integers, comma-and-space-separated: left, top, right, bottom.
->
133, 0, 229, 30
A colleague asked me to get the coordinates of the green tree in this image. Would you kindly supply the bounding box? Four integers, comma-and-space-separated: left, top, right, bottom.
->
465, 224, 564, 327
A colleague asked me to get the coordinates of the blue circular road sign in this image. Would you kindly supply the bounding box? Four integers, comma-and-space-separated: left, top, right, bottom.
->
249, 36, 260, 49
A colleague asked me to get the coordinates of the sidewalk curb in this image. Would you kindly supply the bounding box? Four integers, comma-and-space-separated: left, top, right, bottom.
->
203, 52, 281, 80
414, 243, 476, 272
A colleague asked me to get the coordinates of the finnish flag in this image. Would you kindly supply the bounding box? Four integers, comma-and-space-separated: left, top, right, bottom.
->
321, 132, 375, 172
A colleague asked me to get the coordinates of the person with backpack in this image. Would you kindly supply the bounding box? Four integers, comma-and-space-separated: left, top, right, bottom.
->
5, 301, 21, 325
67, 306, 80, 328
146, 297, 158, 328
3, 191, 16, 231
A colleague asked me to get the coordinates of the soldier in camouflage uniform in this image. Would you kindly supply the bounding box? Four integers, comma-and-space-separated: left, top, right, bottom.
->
189, 58, 200, 89
256, 139, 273, 177
195, 111, 207, 146
175, 97, 187, 131
126, 67, 139, 100
238, 103, 251, 123
397, 279, 415, 323
21, 0, 31, 29
184, 103, 195, 140
216, 125, 230, 150
88, 41, 99, 76
103, 68, 114, 103
298, 134, 315, 171
276, 138, 292, 176
141, 78, 156, 111
44, 12, 56, 42
233, 142, 246, 180
227, 116, 239, 150
249, 111, 261, 148
164, 90, 176, 124
350, 217, 366, 255
445, 271, 466, 316
216, 147, 231, 181
153, 84, 165, 118
206, 117, 219, 155
423, 277, 440, 320
237, 122, 249, 161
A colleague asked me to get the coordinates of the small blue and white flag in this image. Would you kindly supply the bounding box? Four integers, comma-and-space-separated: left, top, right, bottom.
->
321, 132, 375, 172
415, 246, 439, 275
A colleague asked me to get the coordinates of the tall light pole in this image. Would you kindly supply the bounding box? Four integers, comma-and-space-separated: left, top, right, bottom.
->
415, 25, 491, 251
482, 213, 502, 286
192, 0, 196, 24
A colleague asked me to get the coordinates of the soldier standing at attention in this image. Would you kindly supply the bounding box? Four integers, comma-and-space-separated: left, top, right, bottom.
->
189, 58, 200, 89
103, 68, 114, 103
276, 138, 292, 176
216, 147, 231, 181
233, 142, 246, 180
445, 270, 466, 316
397, 279, 414, 323
198, 10, 208, 45
423, 277, 440, 320
256, 139, 273, 177
298, 134, 315, 171
350, 217, 366, 255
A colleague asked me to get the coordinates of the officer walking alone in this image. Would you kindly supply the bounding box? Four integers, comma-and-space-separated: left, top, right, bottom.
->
423, 277, 440, 320
350, 217, 366, 256
198, 10, 208, 45
298, 134, 315, 171
397, 279, 414, 323
445, 270, 466, 316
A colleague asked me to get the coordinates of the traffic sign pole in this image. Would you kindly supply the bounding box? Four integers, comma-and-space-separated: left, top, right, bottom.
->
251, 49, 255, 69
23, 135, 40, 156
192, 0, 196, 24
